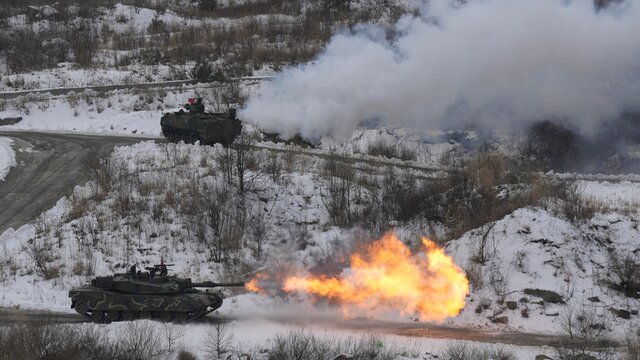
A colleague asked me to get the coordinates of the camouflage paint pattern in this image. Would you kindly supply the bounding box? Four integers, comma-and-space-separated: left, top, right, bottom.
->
69, 287, 222, 314
69, 273, 242, 322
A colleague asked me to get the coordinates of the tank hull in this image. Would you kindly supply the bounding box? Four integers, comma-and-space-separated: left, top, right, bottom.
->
69, 286, 222, 323
160, 111, 242, 146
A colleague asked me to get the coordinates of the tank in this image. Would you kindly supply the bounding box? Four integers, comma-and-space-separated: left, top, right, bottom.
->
160, 108, 242, 146
68, 264, 244, 323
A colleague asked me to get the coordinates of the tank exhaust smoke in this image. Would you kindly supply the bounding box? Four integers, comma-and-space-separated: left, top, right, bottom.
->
240, 0, 640, 140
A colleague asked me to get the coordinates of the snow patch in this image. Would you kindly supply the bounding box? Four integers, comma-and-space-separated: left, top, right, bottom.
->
0, 137, 16, 181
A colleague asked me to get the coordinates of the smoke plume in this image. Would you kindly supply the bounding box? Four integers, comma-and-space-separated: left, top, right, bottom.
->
240, 0, 640, 140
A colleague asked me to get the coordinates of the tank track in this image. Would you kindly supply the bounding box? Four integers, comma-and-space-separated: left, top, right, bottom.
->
161, 128, 201, 145
72, 300, 215, 323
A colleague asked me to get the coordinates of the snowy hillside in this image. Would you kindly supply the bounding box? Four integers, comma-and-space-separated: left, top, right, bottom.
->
0, 139, 637, 340
1, 0, 640, 359
450, 208, 640, 335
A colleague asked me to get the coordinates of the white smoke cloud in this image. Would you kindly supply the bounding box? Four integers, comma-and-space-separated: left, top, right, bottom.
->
240, 0, 640, 140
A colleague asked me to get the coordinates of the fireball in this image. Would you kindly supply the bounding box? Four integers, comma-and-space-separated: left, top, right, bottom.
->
249, 232, 469, 322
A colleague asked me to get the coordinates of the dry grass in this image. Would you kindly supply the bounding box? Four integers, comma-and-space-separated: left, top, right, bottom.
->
3, 0, 400, 73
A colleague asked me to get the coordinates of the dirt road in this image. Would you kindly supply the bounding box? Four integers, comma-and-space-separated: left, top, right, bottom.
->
0, 131, 154, 233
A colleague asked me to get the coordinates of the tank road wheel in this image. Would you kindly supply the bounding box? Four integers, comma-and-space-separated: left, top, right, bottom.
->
139, 311, 151, 320
91, 310, 105, 323
120, 311, 136, 321
106, 310, 120, 322
156, 311, 172, 322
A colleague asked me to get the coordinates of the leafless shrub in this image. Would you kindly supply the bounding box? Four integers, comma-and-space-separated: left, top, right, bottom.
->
556, 306, 614, 359
267, 330, 414, 360
87, 150, 118, 199
557, 182, 595, 225
68, 196, 90, 221
118, 321, 167, 360
379, 168, 441, 223
441, 342, 517, 360
5, 29, 46, 72
367, 138, 397, 159
604, 252, 640, 298
519, 120, 581, 172
263, 151, 284, 183
487, 264, 508, 297
0, 321, 114, 360
321, 158, 356, 226
32, 211, 54, 236
366, 138, 417, 161
234, 130, 261, 194
216, 147, 235, 186
470, 222, 497, 265
72, 259, 88, 276
180, 179, 248, 262
24, 234, 59, 279
3, 0, 401, 73
67, 20, 99, 67
165, 189, 177, 209
397, 144, 417, 161
438, 151, 567, 239
465, 262, 484, 290
625, 327, 640, 360
249, 209, 268, 259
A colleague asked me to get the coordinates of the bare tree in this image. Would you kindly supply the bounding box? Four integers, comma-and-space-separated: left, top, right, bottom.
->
162, 323, 185, 354
233, 129, 261, 195
320, 158, 355, 226
204, 320, 233, 359
198, 182, 247, 262
67, 20, 98, 67
216, 147, 235, 186
248, 209, 268, 259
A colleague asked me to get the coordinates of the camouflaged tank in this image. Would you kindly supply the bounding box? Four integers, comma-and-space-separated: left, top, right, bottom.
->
160, 108, 242, 146
69, 264, 244, 323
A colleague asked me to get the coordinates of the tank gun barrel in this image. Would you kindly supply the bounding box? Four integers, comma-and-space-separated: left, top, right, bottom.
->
191, 281, 245, 288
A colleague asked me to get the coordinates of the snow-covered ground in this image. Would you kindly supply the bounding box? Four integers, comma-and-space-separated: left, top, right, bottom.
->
0, 87, 207, 137
4, 1, 638, 358
0, 79, 638, 356
0, 140, 637, 339
84, 317, 554, 359
0, 137, 16, 181
0, 79, 462, 170
449, 208, 640, 336
0, 64, 190, 92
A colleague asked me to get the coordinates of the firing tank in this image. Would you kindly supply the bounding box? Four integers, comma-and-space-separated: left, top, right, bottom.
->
160, 108, 242, 146
69, 264, 244, 323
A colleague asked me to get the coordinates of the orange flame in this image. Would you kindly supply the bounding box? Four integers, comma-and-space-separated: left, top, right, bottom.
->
282, 232, 469, 322
245, 274, 267, 294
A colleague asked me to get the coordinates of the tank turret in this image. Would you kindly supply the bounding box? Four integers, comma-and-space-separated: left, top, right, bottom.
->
69, 263, 244, 323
